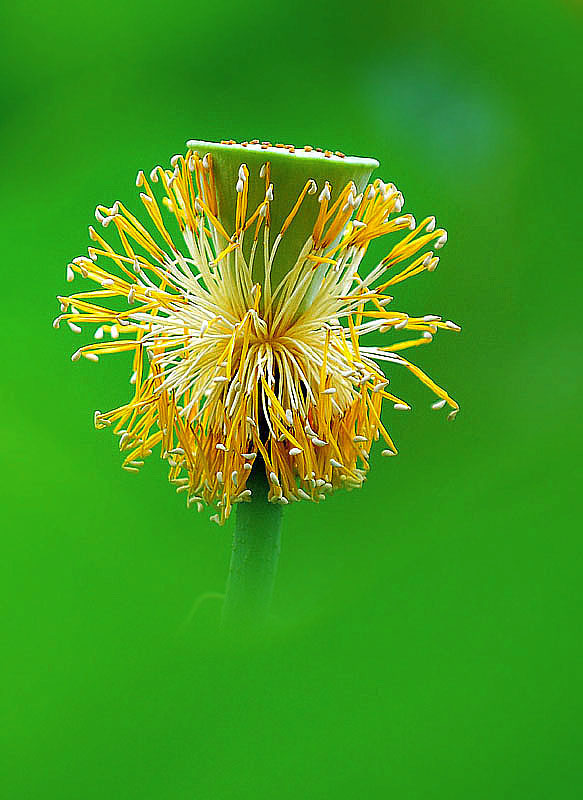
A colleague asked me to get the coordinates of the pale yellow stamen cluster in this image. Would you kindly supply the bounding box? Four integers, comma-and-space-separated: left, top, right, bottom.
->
54, 144, 460, 524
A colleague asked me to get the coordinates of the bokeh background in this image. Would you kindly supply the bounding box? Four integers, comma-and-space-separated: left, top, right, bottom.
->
2, 0, 582, 796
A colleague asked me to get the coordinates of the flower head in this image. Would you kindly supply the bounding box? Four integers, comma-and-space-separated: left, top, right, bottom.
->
54, 138, 460, 524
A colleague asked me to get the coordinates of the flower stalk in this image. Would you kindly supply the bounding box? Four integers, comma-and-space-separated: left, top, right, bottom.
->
221, 460, 282, 629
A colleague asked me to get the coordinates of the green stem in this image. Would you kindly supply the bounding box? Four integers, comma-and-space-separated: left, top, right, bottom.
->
221, 466, 282, 629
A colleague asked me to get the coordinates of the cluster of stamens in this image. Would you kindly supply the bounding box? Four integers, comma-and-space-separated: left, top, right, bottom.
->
54, 142, 460, 524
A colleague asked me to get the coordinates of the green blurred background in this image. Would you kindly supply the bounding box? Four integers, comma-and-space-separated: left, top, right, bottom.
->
2, 0, 582, 796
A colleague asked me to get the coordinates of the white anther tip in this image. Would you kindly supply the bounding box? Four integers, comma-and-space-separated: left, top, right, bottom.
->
435, 231, 448, 249
432, 399, 447, 410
